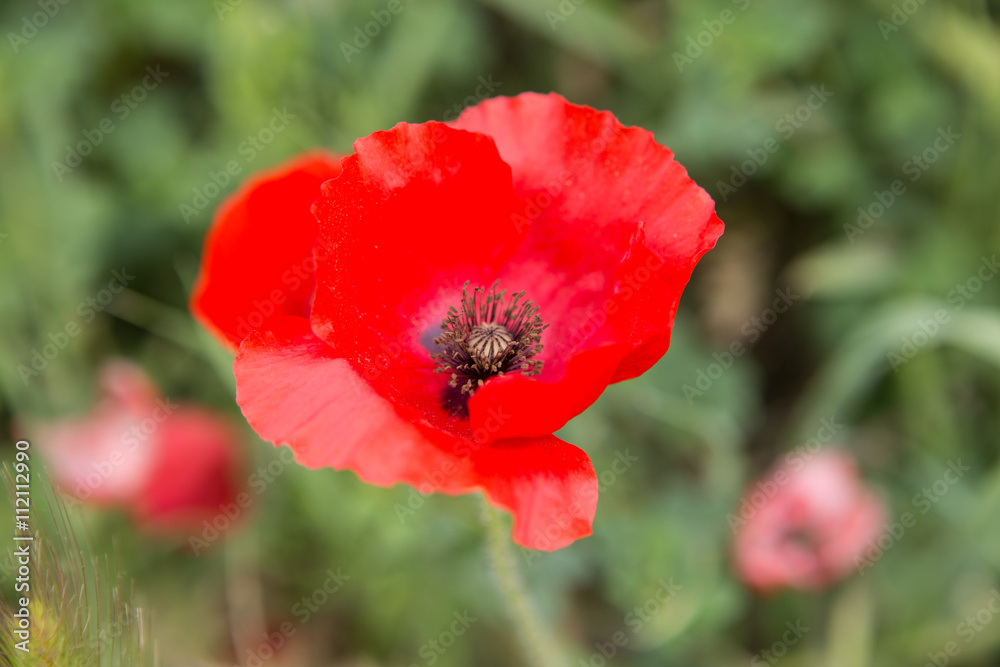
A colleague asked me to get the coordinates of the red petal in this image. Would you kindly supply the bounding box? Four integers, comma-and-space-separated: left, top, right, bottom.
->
32, 360, 245, 537
234, 315, 596, 550
34, 410, 154, 506
309, 122, 526, 436
234, 315, 479, 488
98, 358, 160, 414
33, 359, 162, 506
468, 342, 629, 440
191, 152, 342, 351
135, 409, 243, 534
474, 435, 597, 551
453, 92, 723, 387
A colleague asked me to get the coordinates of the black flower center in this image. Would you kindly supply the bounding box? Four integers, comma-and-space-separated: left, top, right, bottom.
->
432, 281, 546, 416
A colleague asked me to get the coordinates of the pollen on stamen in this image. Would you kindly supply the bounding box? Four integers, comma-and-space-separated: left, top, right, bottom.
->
431, 281, 547, 417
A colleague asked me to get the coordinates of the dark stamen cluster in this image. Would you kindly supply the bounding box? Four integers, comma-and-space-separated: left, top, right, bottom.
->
432, 282, 546, 412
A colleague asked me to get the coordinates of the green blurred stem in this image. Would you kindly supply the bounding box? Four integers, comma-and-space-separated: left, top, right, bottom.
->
480, 498, 566, 667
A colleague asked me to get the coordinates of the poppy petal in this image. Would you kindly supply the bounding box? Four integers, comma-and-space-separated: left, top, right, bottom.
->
191, 152, 342, 351
135, 409, 243, 534
309, 122, 526, 369
234, 315, 476, 488
234, 315, 597, 550
453, 92, 723, 381
309, 123, 531, 436
474, 435, 597, 551
467, 342, 629, 440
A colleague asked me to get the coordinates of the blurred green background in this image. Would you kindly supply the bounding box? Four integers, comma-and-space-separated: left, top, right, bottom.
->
2, 0, 1000, 665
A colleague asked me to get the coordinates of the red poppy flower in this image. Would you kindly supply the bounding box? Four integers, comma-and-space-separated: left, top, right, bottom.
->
191, 93, 722, 550
33, 359, 245, 537
731, 449, 886, 592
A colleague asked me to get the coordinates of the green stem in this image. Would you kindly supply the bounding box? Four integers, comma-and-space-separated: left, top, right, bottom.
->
480, 497, 567, 667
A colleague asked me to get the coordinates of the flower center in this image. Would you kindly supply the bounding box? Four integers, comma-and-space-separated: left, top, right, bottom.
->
468, 322, 514, 364
432, 281, 547, 415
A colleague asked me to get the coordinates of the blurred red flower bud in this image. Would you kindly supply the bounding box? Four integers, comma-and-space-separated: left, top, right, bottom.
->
732, 449, 886, 593
34, 359, 245, 537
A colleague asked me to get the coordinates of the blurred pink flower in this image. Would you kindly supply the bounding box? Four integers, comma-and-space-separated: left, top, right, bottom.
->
34, 359, 244, 536
731, 449, 886, 593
